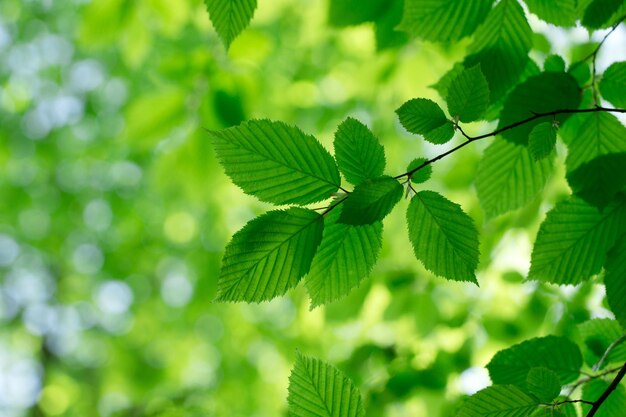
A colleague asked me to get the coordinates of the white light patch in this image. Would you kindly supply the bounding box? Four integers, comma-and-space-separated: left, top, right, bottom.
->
459, 367, 491, 395
490, 231, 531, 275
161, 272, 193, 307
95, 281, 133, 314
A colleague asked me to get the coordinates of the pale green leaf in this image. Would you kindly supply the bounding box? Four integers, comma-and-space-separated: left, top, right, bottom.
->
465, 0, 533, 102
339, 176, 403, 225
600, 61, 626, 108
406, 191, 479, 283
205, 0, 257, 48
524, 0, 577, 26
397, 0, 493, 42
577, 319, 626, 367
288, 352, 365, 417
306, 211, 382, 308
334, 118, 386, 186
456, 385, 539, 417
528, 122, 557, 161
529, 196, 626, 285
210, 119, 341, 205
526, 367, 561, 402
487, 336, 583, 387
407, 158, 432, 184
446, 65, 490, 123
581, 379, 626, 417
497, 72, 581, 145
396, 98, 454, 144
606, 236, 626, 330
215, 208, 323, 302
475, 139, 553, 218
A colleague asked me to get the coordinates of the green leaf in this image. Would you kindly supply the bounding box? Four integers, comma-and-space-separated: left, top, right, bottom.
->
581, 379, 626, 417
406, 191, 480, 283
328, 0, 388, 27
544, 54, 567, 72
582, 0, 625, 29
306, 211, 383, 308
210, 119, 341, 205
526, 367, 561, 402
497, 72, 581, 145
487, 336, 583, 387
465, 0, 533, 102
524, 0, 577, 26
565, 112, 626, 208
396, 98, 454, 144
431, 63, 464, 100
446, 65, 490, 123
528, 122, 557, 161
456, 385, 539, 417
475, 139, 553, 218
397, 0, 494, 42
339, 176, 403, 225
577, 319, 626, 366
215, 208, 324, 302
529, 196, 626, 285
600, 61, 626, 108
606, 236, 626, 329
334, 118, 386, 186
407, 158, 432, 184
374, 0, 408, 50
205, 0, 257, 48
530, 399, 577, 417
288, 352, 365, 417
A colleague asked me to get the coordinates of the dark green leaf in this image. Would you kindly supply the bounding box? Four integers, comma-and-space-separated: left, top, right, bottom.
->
407, 158, 432, 184
210, 119, 341, 205
205, 0, 257, 48
431, 63, 464, 100
406, 191, 480, 283
497, 72, 581, 145
288, 352, 365, 417
528, 122, 557, 161
582, 0, 625, 29
374, 0, 408, 50
306, 211, 383, 307
396, 98, 454, 144
529, 196, 626, 285
526, 367, 561, 402
544, 55, 567, 72
524, 0, 577, 26
577, 319, 626, 367
334, 118, 386, 186
456, 385, 539, 417
397, 0, 493, 42
487, 336, 583, 387
606, 236, 626, 329
216, 208, 324, 302
581, 379, 626, 417
339, 176, 403, 225
446, 65, 490, 123
567, 154, 626, 209
475, 139, 553, 218
328, 0, 388, 26
600, 61, 626, 107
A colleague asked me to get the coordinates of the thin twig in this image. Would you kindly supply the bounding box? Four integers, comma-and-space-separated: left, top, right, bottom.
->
593, 334, 626, 371
586, 362, 626, 417
566, 366, 623, 396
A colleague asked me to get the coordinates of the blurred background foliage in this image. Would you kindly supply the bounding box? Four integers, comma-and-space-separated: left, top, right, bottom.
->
0, 0, 623, 416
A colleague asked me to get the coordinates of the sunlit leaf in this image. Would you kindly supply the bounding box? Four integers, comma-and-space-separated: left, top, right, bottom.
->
457, 385, 539, 417
600, 61, 626, 108
205, 0, 257, 48
406, 191, 479, 283
581, 379, 626, 417
216, 208, 323, 302
528, 122, 557, 161
526, 367, 561, 402
524, 0, 577, 26
396, 98, 454, 144
334, 118, 386, 186
339, 176, 403, 225
407, 158, 432, 184
605, 236, 626, 330
446, 65, 490, 123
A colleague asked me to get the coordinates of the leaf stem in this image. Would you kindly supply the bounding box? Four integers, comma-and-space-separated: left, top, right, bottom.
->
593, 334, 626, 371
586, 361, 626, 417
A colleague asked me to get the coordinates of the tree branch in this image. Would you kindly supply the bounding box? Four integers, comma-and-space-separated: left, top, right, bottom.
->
593, 334, 626, 372
586, 362, 626, 417
394, 106, 626, 180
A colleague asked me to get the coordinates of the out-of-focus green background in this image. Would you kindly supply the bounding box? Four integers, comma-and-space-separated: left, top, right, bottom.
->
0, 1, 618, 416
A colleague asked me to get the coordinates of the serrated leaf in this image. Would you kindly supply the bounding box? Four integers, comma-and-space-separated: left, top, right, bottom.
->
456, 385, 539, 417
215, 208, 323, 302
524, 0, 578, 26
465, 0, 533, 102
407, 158, 432, 184
339, 176, 403, 225
487, 336, 583, 387
497, 72, 581, 145
577, 319, 626, 367
582, 0, 625, 29
565, 112, 626, 208
431, 63, 464, 100
526, 367, 561, 402
581, 379, 626, 417
406, 191, 480, 283
306, 211, 383, 307
288, 352, 365, 417
528, 122, 557, 161
475, 139, 554, 218
600, 61, 626, 108
334, 118, 386, 186
397, 0, 494, 43
606, 236, 626, 329
446, 65, 490, 123
205, 0, 257, 48
530, 398, 577, 417
210, 119, 341, 205
530, 196, 626, 285
396, 98, 454, 144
